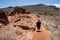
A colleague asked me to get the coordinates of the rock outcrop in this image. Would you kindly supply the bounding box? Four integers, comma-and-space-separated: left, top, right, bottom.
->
0, 9, 35, 40
9, 7, 31, 16
0, 9, 9, 25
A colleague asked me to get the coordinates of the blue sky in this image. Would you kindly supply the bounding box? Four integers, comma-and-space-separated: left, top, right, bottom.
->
0, 0, 60, 8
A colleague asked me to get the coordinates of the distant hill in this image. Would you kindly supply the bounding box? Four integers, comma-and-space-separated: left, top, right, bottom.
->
0, 4, 60, 15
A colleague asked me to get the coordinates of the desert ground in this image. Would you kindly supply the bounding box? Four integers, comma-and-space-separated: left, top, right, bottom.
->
0, 6, 60, 40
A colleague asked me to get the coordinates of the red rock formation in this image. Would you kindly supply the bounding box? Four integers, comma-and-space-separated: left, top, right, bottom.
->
0, 9, 9, 25
9, 7, 31, 16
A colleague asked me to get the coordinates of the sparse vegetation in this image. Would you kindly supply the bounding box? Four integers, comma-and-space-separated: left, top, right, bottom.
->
40, 14, 60, 40
0, 4, 60, 40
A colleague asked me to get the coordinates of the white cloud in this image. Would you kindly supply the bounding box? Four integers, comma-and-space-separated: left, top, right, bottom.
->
46, 4, 60, 8
54, 4, 60, 8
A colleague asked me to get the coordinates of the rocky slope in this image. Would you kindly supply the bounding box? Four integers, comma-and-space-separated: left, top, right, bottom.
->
0, 13, 35, 40
0, 7, 35, 40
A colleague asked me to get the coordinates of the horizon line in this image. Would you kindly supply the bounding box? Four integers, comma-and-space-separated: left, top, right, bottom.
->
0, 4, 60, 8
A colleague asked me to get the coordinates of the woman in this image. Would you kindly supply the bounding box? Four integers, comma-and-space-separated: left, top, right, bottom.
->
36, 20, 41, 32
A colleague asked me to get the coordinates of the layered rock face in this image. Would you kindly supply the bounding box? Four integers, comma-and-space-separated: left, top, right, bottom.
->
0, 8, 36, 40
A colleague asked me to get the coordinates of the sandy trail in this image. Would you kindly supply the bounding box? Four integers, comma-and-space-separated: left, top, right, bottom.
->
33, 26, 50, 40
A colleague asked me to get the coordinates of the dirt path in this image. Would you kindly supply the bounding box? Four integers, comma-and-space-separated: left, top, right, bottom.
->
33, 26, 50, 40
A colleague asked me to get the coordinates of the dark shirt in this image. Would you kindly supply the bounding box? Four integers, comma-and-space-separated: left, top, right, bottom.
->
36, 21, 41, 27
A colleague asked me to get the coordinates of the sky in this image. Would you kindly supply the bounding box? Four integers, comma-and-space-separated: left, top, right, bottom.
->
0, 0, 60, 8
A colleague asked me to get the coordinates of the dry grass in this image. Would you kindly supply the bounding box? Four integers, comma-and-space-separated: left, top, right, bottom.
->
0, 25, 24, 40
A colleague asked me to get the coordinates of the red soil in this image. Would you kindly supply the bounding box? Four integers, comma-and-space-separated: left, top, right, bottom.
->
33, 26, 50, 40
